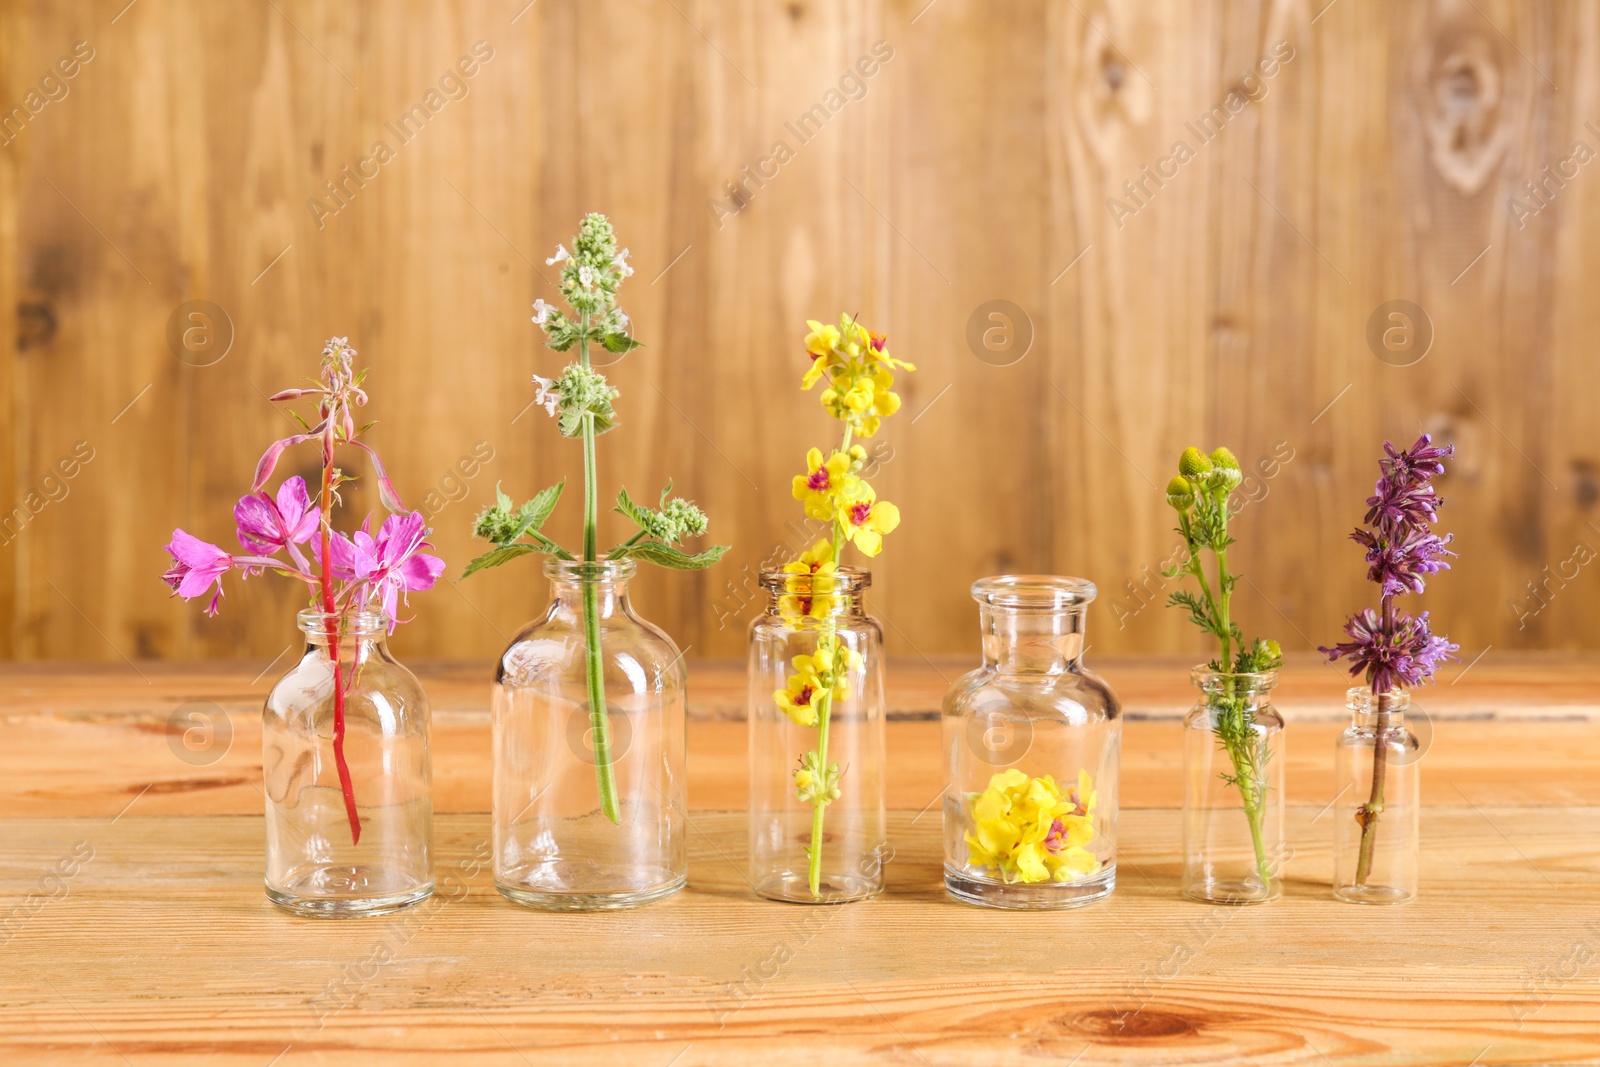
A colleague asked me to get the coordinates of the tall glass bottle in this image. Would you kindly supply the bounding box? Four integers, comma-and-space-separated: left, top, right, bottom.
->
747, 567, 886, 903
263, 609, 433, 916
1334, 687, 1420, 904
1182, 669, 1285, 904
942, 576, 1120, 909
492, 559, 687, 910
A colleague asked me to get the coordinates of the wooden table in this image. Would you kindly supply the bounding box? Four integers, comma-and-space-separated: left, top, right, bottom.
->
3, 654, 1599, 1065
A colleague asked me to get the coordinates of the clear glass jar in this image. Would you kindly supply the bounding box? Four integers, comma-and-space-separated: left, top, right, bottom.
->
942, 576, 1120, 909
1334, 687, 1420, 904
1182, 669, 1285, 905
492, 558, 687, 910
263, 610, 433, 916
747, 567, 885, 903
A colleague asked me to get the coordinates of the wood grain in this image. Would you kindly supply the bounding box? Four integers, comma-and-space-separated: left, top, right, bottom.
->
2, 2, 1598, 672
2, 657, 1599, 1065
4, 809, 1600, 1066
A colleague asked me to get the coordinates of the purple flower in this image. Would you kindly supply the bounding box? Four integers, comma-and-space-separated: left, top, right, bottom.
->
1323, 434, 1458, 692
162, 530, 234, 616
330, 511, 445, 629
1321, 609, 1459, 693
1353, 526, 1455, 597
234, 476, 321, 563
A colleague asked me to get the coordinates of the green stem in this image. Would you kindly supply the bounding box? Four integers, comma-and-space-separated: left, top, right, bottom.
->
804, 424, 855, 899
578, 313, 619, 824
807, 688, 833, 896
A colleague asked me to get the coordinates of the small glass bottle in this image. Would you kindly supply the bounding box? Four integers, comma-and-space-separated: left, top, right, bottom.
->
942, 576, 1120, 909
492, 558, 687, 910
1334, 687, 1420, 904
747, 567, 886, 903
1182, 669, 1285, 904
263, 609, 434, 916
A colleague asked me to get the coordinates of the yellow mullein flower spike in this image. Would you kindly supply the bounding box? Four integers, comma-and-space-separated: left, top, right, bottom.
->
964, 769, 1101, 884
784, 313, 913, 899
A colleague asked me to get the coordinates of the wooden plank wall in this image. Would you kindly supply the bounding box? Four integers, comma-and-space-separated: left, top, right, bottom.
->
0, 0, 1594, 667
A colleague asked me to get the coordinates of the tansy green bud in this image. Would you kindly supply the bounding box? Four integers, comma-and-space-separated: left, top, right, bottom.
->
1165, 475, 1194, 509
1210, 446, 1240, 471
1178, 447, 1212, 478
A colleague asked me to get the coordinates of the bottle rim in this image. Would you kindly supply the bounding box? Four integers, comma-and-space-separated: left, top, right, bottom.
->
1347, 686, 1411, 712
296, 608, 387, 636
1191, 666, 1279, 692
544, 557, 638, 582
971, 574, 1096, 609
758, 565, 871, 593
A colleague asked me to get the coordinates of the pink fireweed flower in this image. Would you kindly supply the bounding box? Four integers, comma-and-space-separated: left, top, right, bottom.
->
162, 530, 234, 616
234, 476, 320, 568
330, 511, 445, 630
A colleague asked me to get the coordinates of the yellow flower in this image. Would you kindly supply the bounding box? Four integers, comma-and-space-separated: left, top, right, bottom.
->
839, 484, 900, 557
964, 768, 1100, 884
791, 447, 852, 520
774, 658, 823, 727
867, 330, 916, 372
773, 632, 859, 726
805, 319, 840, 358
779, 540, 838, 621
802, 320, 842, 390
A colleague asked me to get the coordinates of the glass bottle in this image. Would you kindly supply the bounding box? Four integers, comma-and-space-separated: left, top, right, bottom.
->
942, 576, 1120, 909
492, 558, 687, 910
1334, 687, 1420, 904
1182, 669, 1285, 904
747, 567, 886, 903
263, 609, 433, 916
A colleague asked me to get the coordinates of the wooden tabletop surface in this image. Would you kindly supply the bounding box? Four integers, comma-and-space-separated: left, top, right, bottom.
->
3, 654, 1599, 1065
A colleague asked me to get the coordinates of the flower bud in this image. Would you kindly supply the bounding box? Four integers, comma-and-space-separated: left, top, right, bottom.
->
1216, 467, 1243, 493
1178, 447, 1212, 478
1209, 446, 1241, 471
1165, 476, 1194, 509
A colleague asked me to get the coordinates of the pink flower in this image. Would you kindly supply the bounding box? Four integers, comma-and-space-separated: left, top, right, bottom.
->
162, 530, 233, 616
330, 511, 445, 629
234, 476, 321, 563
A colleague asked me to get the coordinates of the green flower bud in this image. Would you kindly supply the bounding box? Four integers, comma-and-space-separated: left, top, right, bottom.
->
1165, 475, 1194, 509
1178, 447, 1212, 478
1215, 467, 1244, 493
1209, 446, 1241, 471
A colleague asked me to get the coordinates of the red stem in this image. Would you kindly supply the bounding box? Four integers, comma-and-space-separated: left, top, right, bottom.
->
319, 463, 361, 845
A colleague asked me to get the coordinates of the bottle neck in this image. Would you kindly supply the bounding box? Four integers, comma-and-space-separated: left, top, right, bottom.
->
297, 610, 387, 660
760, 566, 870, 621
1349, 687, 1409, 729
549, 578, 631, 617
1192, 669, 1277, 711
980, 604, 1086, 674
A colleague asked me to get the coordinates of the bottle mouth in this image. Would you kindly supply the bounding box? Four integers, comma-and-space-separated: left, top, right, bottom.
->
544, 558, 637, 582
1347, 686, 1410, 713
1192, 667, 1279, 693
296, 609, 387, 637
758, 565, 871, 594
971, 574, 1096, 610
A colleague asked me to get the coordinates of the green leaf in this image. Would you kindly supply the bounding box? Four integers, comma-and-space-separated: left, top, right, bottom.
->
601, 332, 642, 354
508, 481, 564, 541
658, 480, 673, 509
462, 543, 543, 578
613, 486, 650, 530
621, 541, 729, 571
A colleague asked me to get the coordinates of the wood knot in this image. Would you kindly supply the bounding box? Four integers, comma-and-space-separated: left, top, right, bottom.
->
17, 302, 57, 351
1068, 1008, 1197, 1041
1423, 35, 1508, 194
